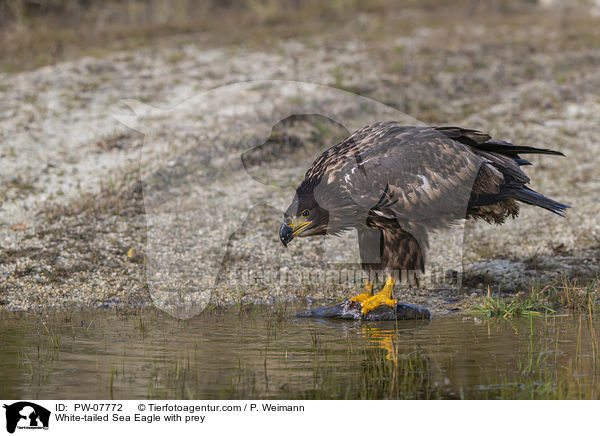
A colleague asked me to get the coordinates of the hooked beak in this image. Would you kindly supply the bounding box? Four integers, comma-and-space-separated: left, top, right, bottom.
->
279, 218, 312, 247
280, 224, 293, 247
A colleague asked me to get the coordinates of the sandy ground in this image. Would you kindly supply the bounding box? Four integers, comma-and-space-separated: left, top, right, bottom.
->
1, 12, 599, 313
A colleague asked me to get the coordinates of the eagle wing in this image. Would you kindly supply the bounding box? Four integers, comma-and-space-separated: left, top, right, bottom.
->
308, 121, 567, 235
310, 123, 484, 231
436, 126, 568, 219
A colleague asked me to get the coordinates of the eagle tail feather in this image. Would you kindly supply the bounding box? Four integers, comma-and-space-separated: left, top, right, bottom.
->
475, 139, 565, 157
513, 187, 570, 217
435, 126, 565, 158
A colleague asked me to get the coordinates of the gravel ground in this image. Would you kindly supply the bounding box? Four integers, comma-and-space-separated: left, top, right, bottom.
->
1, 10, 599, 314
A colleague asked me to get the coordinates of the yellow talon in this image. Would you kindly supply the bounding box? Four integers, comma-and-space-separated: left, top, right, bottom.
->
360, 276, 397, 315
350, 281, 373, 303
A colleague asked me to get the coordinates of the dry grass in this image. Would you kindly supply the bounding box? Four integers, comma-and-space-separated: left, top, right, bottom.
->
1, 0, 585, 72
0, 0, 387, 71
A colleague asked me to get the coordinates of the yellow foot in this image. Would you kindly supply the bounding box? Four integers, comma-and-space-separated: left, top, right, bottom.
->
360, 276, 396, 315
360, 294, 397, 315
349, 281, 373, 303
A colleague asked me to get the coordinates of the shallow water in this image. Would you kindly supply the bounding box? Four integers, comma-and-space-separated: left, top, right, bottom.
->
1, 303, 599, 399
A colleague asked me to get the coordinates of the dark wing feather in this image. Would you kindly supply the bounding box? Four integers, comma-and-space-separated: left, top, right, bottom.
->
434, 127, 565, 157
308, 122, 568, 232
434, 126, 569, 217
310, 123, 484, 233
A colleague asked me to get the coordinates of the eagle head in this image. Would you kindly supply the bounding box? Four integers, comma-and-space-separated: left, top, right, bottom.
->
280, 186, 329, 247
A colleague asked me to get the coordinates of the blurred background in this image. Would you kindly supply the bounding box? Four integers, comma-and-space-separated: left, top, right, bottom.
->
2, 0, 599, 74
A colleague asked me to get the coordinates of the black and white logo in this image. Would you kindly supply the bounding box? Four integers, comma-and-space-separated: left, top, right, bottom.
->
3, 402, 50, 434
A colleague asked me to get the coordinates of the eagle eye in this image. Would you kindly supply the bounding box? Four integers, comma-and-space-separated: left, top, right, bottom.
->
301, 209, 310, 217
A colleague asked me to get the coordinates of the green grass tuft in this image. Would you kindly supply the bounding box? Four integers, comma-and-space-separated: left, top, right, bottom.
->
472, 287, 554, 318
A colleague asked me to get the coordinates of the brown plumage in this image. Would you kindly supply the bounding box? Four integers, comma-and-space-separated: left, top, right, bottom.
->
279, 122, 569, 283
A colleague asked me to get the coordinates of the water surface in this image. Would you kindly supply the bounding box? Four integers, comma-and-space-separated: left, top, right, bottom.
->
1, 304, 598, 399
